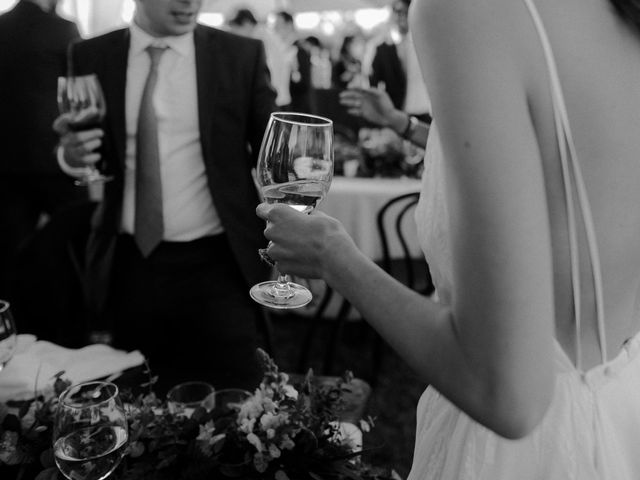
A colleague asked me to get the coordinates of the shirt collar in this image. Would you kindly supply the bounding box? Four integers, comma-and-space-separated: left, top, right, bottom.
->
129, 20, 194, 58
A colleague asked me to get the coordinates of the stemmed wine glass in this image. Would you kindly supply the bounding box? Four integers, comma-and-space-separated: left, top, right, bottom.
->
53, 381, 128, 480
250, 112, 334, 309
57, 74, 112, 186
0, 300, 17, 373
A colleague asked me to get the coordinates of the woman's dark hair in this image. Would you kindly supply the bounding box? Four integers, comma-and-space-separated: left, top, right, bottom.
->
609, 0, 640, 32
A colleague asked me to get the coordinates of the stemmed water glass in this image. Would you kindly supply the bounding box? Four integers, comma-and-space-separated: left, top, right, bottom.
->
250, 112, 334, 309
53, 381, 128, 480
57, 74, 112, 186
0, 300, 17, 373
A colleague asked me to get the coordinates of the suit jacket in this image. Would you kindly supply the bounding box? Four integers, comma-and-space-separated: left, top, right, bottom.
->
369, 41, 406, 111
67, 25, 277, 316
0, 1, 80, 174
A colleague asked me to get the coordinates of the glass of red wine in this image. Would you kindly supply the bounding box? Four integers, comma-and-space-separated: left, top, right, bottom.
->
250, 112, 334, 309
57, 74, 112, 186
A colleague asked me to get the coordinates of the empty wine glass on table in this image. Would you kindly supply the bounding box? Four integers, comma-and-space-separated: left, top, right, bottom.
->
0, 300, 17, 373
57, 74, 112, 186
250, 112, 334, 309
53, 381, 128, 480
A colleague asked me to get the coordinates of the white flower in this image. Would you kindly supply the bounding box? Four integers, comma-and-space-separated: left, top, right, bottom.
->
196, 420, 216, 442
253, 452, 269, 473
281, 384, 298, 400
268, 443, 282, 459
247, 432, 264, 452
279, 433, 295, 450
275, 470, 290, 480
20, 400, 39, 430
262, 396, 277, 414
239, 417, 256, 434
238, 391, 264, 420
359, 419, 371, 433
260, 411, 288, 430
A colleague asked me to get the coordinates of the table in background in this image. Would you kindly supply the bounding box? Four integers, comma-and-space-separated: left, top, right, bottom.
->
319, 176, 423, 260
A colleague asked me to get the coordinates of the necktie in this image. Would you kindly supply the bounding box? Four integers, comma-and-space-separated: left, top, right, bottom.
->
134, 46, 166, 257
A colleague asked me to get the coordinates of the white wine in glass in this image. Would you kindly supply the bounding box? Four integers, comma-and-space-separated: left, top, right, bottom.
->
0, 300, 17, 372
250, 112, 334, 309
53, 382, 128, 480
57, 74, 112, 186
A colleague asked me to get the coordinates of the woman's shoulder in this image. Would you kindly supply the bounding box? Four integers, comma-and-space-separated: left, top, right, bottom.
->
411, 0, 532, 53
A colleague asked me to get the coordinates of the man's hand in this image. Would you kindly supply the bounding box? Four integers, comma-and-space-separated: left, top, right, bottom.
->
53, 113, 104, 169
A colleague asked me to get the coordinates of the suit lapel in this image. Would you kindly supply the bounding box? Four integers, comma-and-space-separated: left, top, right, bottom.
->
102, 30, 129, 168
194, 26, 219, 164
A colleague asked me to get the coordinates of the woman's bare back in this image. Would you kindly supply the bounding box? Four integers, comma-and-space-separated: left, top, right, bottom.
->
523, 0, 640, 369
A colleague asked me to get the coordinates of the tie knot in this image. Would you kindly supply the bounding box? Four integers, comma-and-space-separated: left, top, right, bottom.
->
146, 46, 167, 68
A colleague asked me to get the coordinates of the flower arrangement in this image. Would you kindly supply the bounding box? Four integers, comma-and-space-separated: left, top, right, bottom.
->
0, 350, 398, 480
358, 128, 424, 179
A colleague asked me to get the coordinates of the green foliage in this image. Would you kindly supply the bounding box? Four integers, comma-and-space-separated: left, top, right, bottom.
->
0, 350, 397, 480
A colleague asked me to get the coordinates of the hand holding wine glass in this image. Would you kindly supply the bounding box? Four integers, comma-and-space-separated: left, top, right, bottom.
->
250, 112, 334, 309
53, 381, 128, 480
0, 300, 17, 373
56, 74, 112, 186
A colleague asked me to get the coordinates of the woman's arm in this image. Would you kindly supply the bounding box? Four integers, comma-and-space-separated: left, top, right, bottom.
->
259, 0, 556, 439
339, 87, 430, 148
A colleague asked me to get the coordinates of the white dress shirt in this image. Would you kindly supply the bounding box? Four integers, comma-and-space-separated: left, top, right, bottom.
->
120, 22, 222, 241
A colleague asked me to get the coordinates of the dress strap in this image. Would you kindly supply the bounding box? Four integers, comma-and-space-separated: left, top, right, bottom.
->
522, 0, 607, 368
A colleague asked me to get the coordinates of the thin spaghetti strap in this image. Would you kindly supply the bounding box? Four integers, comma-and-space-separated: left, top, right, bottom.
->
522, 0, 608, 367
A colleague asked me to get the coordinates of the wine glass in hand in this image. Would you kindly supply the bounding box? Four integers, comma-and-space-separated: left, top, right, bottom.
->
0, 300, 17, 373
250, 112, 334, 309
53, 382, 128, 480
57, 74, 112, 185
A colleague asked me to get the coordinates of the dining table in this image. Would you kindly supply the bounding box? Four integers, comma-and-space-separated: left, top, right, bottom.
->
319, 175, 423, 262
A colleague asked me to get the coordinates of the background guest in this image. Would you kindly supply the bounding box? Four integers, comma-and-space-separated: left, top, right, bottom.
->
272, 10, 314, 114
332, 34, 366, 90
226, 7, 291, 109
369, 0, 431, 123
54, 0, 277, 392
0, 0, 85, 298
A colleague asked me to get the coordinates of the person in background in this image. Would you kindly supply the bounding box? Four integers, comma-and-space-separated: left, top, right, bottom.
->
339, 86, 429, 148
332, 34, 366, 90
53, 0, 276, 392
369, 0, 431, 124
0, 0, 84, 297
227, 7, 291, 109
272, 10, 313, 113
226, 7, 257, 37
258, 0, 640, 477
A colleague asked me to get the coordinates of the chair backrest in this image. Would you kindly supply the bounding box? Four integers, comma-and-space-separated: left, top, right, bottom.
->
376, 192, 434, 294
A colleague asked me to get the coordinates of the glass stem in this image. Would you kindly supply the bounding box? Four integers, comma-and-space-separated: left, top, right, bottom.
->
272, 273, 294, 298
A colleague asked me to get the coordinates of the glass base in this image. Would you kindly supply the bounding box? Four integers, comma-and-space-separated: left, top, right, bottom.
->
75, 172, 113, 186
250, 281, 312, 309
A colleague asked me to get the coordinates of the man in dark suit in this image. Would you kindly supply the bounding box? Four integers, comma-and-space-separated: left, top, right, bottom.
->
0, 0, 84, 297
369, 0, 431, 123
54, 0, 276, 392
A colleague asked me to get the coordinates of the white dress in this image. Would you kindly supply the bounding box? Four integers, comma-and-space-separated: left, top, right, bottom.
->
408, 0, 640, 478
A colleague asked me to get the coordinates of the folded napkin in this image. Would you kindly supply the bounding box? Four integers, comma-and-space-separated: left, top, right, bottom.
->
0, 334, 145, 402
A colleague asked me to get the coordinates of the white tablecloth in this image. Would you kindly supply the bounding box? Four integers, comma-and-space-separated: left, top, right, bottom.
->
319, 176, 423, 261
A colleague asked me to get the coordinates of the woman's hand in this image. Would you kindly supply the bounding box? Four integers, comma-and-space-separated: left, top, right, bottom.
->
339, 87, 407, 132
256, 203, 355, 280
